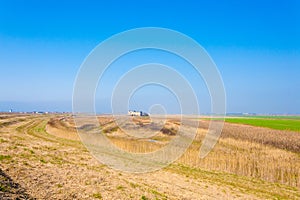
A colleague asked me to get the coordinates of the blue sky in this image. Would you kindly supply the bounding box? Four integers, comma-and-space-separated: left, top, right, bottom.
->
0, 0, 299, 114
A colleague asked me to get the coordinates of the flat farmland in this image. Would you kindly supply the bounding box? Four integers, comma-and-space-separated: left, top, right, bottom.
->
0, 113, 300, 199
224, 117, 300, 132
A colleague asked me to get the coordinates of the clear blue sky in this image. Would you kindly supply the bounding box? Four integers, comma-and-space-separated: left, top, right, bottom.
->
0, 0, 299, 114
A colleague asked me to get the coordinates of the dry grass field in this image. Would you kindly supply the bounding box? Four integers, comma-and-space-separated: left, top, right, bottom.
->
0, 113, 300, 199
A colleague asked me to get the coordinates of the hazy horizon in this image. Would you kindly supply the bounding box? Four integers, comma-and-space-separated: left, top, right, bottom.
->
1, 100, 300, 115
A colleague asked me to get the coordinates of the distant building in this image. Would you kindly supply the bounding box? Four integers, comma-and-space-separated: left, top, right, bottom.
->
128, 110, 149, 116
128, 110, 142, 116
9, 109, 12, 113
33, 111, 45, 114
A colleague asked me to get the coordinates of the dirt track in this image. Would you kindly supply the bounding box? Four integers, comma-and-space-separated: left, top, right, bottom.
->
0, 114, 299, 199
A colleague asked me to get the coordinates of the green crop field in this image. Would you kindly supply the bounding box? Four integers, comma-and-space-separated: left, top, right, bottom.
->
209, 117, 300, 132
